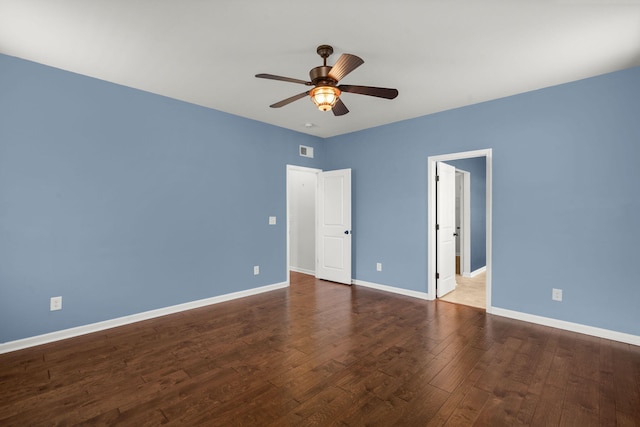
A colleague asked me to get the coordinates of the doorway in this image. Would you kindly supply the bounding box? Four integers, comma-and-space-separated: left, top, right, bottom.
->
427, 149, 492, 311
286, 165, 320, 277
286, 165, 353, 285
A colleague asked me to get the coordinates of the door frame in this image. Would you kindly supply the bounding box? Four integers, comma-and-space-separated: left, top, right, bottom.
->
286, 165, 321, 281
427, 149, 493, 311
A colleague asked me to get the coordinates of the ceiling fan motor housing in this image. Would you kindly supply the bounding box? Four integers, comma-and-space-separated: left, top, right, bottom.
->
309, 66, 336, 87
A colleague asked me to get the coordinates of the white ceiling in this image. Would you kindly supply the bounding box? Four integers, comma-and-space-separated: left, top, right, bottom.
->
1, 1, 639, 138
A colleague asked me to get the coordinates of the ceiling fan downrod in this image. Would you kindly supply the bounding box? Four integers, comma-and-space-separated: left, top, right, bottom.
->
311, 45, 336, 86
316, 45, 333, 66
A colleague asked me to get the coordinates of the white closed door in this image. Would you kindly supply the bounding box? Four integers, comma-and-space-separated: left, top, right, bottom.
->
316, 169, 352, 285
437, 162, 457, 297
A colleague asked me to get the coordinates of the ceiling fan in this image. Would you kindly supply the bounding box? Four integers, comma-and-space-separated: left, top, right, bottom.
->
255, 45, 398, 116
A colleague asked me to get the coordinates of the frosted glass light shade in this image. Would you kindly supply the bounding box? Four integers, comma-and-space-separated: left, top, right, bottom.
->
310, 86, 341, 111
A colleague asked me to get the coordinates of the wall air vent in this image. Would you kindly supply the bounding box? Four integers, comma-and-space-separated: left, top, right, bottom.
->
299, 145, 314, 158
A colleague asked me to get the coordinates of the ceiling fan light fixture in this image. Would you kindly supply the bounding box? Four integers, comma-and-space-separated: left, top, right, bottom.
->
256, 45, 397, 115
310, 86, 341, 111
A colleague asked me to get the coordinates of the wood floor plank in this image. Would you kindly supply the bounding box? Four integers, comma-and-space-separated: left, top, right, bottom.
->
443, 385, 491, 425
392, 384, 450, 426
564, 373, 599, 416
429, 345, 484, 393
474, 377, 528, 426
515, 391, 541, 426
611, 341, 640, 420
268, 385, 355, 426
530, 383, 565, 427
1, 271, 639, 426
475, 336, 523, 394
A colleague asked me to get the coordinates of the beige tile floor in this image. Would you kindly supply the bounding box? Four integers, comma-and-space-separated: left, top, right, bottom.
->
439, 271, 486, 309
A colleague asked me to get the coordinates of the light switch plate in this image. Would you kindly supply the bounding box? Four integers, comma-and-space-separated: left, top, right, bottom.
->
50, 296, 62, 311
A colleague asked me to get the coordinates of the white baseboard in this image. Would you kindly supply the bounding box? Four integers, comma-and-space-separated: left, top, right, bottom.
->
6, 279, 636, 354
353, 279, 430, 300
0, 281, 289, 355
289, 266, 315, 276
489, 306, 640, 347
463, 266, 486, 278
355, 279, 639, 346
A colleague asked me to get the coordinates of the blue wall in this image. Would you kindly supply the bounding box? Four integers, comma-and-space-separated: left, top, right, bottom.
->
0, 54, 322, 342
2, 52, 639, 343
324, 66, 640, 336
446, 157, 486, 272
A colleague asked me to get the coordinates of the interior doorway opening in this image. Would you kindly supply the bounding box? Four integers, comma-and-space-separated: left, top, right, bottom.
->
286, 165, 320, 278
286, 165, 353, 286
427, 149, 493, 311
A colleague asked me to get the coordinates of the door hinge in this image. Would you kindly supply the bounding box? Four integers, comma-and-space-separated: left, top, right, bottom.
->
436, 175, 440, 182
436, 273, 440, 279
436, 224, 439, 230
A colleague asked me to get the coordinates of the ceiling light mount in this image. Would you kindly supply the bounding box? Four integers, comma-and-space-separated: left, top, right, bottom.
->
316, 45, 334, 66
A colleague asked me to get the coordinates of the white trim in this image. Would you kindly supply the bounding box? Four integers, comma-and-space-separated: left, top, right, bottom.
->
428, 149, 492, 311
463, 266, 486, 278
490, 307, 640, 347
289, 266, 315, 275
353, 279, 430, 300
352, 278, 639, 347
0, 281, 289, 355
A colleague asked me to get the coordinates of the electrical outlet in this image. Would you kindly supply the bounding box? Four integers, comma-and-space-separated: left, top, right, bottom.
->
254, 265, 260, 275
552, 288, 562, 302
269, 216, 276, 225
50, 296, 62, 311
376, 262, 382, 272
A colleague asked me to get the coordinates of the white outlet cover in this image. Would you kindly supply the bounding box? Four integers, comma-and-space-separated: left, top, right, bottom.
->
50, 296, 62, 311
254, 265, 260, 275
552, 288, 562, 301
376, 263, 382, 271
269, 216, 276, 225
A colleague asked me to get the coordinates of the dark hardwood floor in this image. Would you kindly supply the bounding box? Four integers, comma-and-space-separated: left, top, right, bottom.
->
1, 272, 639, 426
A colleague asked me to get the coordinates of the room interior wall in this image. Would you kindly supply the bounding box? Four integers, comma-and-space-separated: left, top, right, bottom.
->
0, 54, 323, 343
323, 66, 640, 337
1, 52, 639, 345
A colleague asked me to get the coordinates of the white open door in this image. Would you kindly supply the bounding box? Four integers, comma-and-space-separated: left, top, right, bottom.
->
437, 162, 457, 297
316, 169, 352, 284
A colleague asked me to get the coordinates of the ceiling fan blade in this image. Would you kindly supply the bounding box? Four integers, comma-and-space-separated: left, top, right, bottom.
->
338, 85, 399, 99
328, 54, 364, 82
332, 98, 349, 116
270, 91, 310, 108
256, 73, 311, 85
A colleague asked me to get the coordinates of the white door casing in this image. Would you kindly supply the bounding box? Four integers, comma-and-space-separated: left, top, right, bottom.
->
316, 169, 352, 285
436, 162, 457, 297
427, 149, 492, 311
